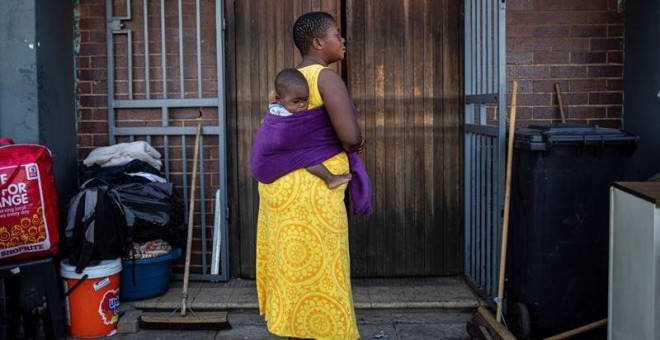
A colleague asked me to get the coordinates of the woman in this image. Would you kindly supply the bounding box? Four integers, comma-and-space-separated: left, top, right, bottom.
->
254, 11, 365, 340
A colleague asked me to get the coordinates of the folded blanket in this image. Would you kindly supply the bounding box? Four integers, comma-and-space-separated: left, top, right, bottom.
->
250, 105, 373, 215
83, 141, 162, 170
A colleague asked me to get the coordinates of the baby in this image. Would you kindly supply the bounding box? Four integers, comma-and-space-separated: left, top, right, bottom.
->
269, 68, 352, 189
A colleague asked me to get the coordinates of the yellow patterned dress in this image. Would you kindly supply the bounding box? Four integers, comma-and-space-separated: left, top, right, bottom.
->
256, 64, 360, 340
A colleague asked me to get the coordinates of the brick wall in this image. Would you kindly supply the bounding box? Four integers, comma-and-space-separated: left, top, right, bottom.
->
75, 1, 109, 158
506, 0, 624, 128
75, 0, 218, 158
75, 1, 627, 142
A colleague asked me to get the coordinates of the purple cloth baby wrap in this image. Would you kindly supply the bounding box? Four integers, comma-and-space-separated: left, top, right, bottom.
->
250, 105, 373, 216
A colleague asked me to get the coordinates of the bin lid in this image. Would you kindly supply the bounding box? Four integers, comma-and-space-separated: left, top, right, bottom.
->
514, 124, 638, 151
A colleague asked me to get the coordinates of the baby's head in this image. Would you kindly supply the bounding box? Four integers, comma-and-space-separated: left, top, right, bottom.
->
275, 68, 309, 114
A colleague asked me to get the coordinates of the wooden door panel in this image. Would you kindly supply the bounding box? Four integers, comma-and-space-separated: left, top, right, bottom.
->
346, 0, 463, 276
228, 0, 462, 278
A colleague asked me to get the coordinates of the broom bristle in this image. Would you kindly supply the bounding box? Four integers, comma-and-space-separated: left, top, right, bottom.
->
140, 311, 231, 331
466, 306, 516, 340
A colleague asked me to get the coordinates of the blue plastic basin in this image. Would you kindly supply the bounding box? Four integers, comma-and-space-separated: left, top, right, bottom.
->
119, 248, 181, 301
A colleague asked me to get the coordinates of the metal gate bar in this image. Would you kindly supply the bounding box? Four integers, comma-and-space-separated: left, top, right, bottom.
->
105, 0, 229, 282
464, 0, 506, 300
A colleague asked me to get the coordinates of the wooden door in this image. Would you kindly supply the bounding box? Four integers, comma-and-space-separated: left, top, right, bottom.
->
227, 0, 463, 278
345, 0, 463, 276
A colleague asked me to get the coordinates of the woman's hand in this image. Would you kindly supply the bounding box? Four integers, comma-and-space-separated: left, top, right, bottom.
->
356, 136, 365, 154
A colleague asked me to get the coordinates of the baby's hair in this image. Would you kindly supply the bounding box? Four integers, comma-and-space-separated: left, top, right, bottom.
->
293, 11, 336, 56
275, 68, 309, 97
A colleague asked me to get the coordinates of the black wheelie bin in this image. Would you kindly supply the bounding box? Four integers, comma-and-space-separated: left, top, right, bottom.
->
505, 124, 637, 339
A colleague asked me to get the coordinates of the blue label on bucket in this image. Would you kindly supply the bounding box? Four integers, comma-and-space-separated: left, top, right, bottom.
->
93, 277, 110, 291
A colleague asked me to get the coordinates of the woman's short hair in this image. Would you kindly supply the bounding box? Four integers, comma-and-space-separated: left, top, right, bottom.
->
275, 68, 308, 96
293, 11, 336, 56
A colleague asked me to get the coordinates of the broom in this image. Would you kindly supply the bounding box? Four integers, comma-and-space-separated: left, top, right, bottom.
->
466, 81, 519, 340
140, 111, 230, 330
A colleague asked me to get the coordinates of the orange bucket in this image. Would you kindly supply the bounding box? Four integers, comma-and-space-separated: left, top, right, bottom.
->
60, 259, 122, 338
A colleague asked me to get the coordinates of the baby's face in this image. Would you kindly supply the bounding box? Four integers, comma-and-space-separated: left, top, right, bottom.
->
278, 85, 309, 113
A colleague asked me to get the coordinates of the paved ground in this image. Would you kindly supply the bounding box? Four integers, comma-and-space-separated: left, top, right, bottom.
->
67, 274, 610, 339
111, 308, 475, 340
103, 277, 480, 339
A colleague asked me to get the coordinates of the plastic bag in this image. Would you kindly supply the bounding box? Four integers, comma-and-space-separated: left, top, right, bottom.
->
0, 138, 60, 261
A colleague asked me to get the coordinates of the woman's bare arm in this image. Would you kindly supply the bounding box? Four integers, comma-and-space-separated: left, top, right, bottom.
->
318, 68, 363, 152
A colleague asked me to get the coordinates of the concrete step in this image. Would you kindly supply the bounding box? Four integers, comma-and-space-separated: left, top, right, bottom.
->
128, 276, 481, 312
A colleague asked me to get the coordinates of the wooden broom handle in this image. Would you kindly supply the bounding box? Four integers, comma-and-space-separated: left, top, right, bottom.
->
181, 116, 203, 316
555, 83, 566, 123
496, 81, 518, 323
545, 319, 607, 340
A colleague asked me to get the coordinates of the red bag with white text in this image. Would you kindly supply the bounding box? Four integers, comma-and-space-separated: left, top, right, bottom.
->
0, 139, 60, 261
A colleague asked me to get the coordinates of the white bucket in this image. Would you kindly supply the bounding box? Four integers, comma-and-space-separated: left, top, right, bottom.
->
60, 259, 122, 338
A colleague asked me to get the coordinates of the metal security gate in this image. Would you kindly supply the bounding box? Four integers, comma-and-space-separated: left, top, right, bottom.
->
105, 0, 228, 281
464, 0, 507, 299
